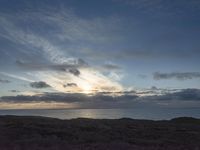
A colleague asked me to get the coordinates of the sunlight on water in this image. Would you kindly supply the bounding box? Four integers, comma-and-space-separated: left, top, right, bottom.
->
0, 108, 200, 120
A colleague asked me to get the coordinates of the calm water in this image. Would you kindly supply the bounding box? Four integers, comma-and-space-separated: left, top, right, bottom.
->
0, 108, 199, 120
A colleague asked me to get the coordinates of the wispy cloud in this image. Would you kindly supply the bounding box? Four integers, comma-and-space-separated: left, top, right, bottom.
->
114, 0, 200, 16
101, 63, 121, 71
153, 72, 200, 80
10, 90, 20, 93
0, 79, 10, 83
0, 7, 124, 93
16, 59, 86, 76
0, 72, 34, 82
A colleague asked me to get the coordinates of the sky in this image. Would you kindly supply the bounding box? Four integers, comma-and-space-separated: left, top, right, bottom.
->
0, 0, 200, 110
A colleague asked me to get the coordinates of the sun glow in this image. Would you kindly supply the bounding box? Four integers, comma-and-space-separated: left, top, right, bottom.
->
28, 68, 123, 95
79, 81, 93, 94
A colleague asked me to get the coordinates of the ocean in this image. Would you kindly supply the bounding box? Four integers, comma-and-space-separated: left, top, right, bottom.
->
0, 108, 199, 120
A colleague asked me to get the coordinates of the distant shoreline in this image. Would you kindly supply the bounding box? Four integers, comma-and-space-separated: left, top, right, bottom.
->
0, 114, 200, 121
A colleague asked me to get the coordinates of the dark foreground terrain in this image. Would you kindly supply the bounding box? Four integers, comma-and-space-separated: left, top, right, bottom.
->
0, 116, 200, 150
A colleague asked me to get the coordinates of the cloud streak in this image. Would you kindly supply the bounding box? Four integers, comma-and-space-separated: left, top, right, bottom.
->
16, 59, 85, 76
0, 72, 34, 82
153, 72, 200, 80
114, 0, 200, 16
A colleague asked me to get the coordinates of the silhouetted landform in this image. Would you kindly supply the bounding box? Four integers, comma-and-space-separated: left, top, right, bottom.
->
0, 116, 200, 150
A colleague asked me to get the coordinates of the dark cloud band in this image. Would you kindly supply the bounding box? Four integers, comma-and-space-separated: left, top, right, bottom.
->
1, 89, 200, 108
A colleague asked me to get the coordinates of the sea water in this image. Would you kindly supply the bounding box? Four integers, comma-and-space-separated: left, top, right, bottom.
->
0, 108, 199, 120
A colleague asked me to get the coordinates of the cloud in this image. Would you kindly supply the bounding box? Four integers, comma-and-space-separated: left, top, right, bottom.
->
108, 72, 123, 81
113, 0, 200, 16
1, 89, 200, 109
0, 93, 85, 103
63, 83, 77, 88
79, 48, 191, 62
30, 81, 51, 89
0, 92, 135, 103
0, 72, 34, 82
16, 58, 88, 70
16, 59, 86, 76
10, 90, 20, 93
151, 86, 158, 90
138, 88, 200, 108
0, 79, 10, 83
138, 74, 147, 79
68, 68, 80, 76
0, 3, 125, 93
153, 72, 200, 80
102, 63, 121, 70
